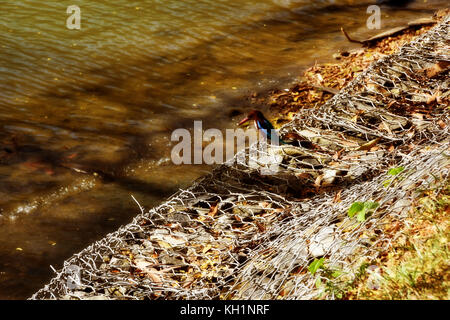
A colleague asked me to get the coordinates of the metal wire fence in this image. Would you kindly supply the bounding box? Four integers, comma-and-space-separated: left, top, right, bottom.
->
31, 15, 449, 300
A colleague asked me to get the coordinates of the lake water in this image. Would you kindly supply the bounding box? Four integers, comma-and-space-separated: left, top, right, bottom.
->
0, 0, 446, 299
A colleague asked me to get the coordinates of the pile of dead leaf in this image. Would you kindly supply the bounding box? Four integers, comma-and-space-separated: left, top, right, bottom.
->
266, 23, 434, 122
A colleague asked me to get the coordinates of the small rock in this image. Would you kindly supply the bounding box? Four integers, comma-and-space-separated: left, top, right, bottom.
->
309, 226, 337, 257
322, 169, 338, 186
391, 199, 411, 215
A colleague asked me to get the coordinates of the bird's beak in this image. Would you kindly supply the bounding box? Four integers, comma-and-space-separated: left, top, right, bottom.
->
238, 117, 250, 126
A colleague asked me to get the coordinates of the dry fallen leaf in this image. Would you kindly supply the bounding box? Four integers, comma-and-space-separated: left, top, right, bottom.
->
316, 73, 324, 84
332, 148, 344, 160
425, 90, 441, 105
208, 202, 219, 217
233, 215, 242, 222
314, 175, 323, 188
333, 190, 342, 203
258, 201, 270, 208
387, 100, 396, 108
425, 61, 450, 78
355, 138, 380, 151
133, 259, 154, 270
151, 233, 186, 248
202, 244, 212, 254
148, 268, 163, 285
157, 240, 172, 249
437, 120, 446, 129
379, 121, 393, 135
296, 172, 311, 179
412, 113, 424, 120
255, 221, 266, 232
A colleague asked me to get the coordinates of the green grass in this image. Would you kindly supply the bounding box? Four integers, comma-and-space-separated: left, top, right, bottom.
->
344, 183, 449, 300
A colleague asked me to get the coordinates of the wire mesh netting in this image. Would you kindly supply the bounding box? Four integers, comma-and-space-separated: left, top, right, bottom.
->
31, 15, 449, 300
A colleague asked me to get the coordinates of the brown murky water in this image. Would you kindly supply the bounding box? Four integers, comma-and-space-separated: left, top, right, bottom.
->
0, 0, 447, 299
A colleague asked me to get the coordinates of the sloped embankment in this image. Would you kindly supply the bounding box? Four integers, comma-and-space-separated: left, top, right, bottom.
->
31, 13, 449, 300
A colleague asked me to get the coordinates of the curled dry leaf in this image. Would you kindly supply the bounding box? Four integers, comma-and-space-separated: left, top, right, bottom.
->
333, 190, 342, 203
208, 202, 219, 217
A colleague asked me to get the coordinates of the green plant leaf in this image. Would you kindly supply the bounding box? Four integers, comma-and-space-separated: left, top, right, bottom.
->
388, 166, 404, 176
332, 270, 343, 278
364, 201, 379, 210
383, 179, 392, 188
349, 201, 379, 221
361, 201, 379, 221
308, 258, 325, 275
357, 210, 367, 222
348, 202, 364, 218
315, 277, 322, 288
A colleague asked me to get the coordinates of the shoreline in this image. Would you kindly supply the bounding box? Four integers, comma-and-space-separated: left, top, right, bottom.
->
30, 9, 449, 300
261, 16, 439, 126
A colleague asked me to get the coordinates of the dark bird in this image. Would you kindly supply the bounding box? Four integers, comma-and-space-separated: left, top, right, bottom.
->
238, 110, 320, 150
238, 110, 287, 145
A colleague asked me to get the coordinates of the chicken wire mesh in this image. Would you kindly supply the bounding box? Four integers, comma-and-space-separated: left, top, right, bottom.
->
30, 14, 449, 300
